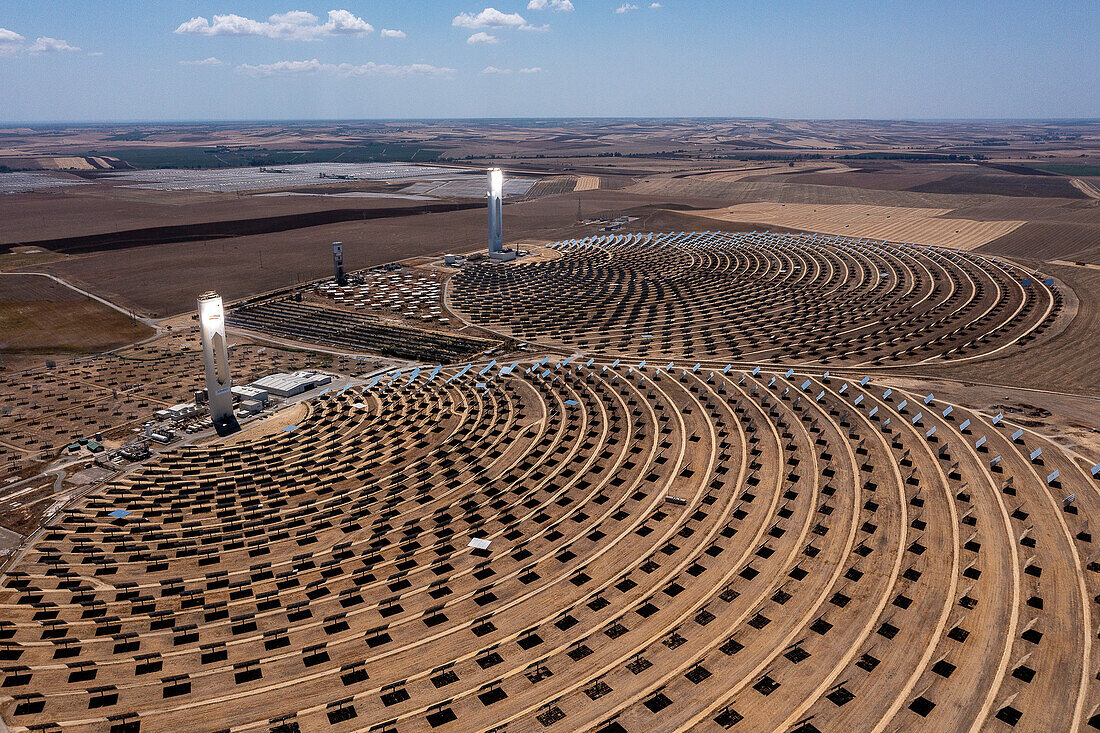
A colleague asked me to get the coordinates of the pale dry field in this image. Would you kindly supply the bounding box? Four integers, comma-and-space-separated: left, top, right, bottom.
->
41, 156, 96, 170
626, 176, 998, 208
652, 161, 854, 186
681, 201, 1025, 248
573, 175, 600, 191
1071, 178, 1100, 200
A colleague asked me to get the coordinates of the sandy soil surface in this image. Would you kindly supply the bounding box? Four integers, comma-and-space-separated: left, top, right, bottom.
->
885, 375, 1100, 462
0, 273, 153, 357
902, 261, 1098, 397
207, 402, 310, 447
25, 190, 694, 317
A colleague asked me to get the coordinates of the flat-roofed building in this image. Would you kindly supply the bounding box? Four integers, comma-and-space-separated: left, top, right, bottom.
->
250, 371, 333, 398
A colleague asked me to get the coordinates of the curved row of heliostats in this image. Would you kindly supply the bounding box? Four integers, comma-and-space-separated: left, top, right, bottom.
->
2, 345, 1098, 732
449, 231, 1062, 367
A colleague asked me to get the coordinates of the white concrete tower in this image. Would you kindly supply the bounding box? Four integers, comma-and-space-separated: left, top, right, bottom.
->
487, 168, 503, 254
332, 241, 345, 284
197, 291, 234, 427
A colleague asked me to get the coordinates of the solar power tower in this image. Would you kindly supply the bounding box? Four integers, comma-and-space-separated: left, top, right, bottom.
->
197, 291, 236, 432
487, 168, 503, 254
333, 241, 346, 284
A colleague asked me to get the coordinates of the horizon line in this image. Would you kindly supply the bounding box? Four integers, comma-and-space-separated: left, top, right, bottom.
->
2, 116, 1099, 127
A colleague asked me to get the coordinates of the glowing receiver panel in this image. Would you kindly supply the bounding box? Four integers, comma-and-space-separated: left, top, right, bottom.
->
197, 291, 234, 424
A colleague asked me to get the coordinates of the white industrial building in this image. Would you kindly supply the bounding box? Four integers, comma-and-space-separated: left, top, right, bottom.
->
232, 385, 269, 405
238, 399, 265, 415
250, 371, 333, 398
156, 403, 204, 421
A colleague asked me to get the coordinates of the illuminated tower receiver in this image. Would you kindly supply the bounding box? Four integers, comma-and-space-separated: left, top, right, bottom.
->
197, 291, 234, 426
332, 241, 345, 284
487, 168, 503, 253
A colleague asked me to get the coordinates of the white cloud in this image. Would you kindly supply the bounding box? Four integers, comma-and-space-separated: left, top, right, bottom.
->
467, 32, 499, 45
87, 51, 104, 56
480, 65, 511, 74
237, 58, 454, 78
519, 66, 542, 73
615, 3, 639, 12
26, 36, 80, 54
239, 59, 323, 75
1, 30, 82, 56
453, 8, 527, 29
380, 28, 406, 39
322, 9, 374, 34
268, 10, 318, 26
239, 59, 321, 75
175, 10, 373, 41
650, 2, 662, 7
527, 0, 574, 10
0, 27, 25, 49
181, 57, 225, 66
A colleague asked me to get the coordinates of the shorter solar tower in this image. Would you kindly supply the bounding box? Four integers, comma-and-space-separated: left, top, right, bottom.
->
333, 241, 346, 284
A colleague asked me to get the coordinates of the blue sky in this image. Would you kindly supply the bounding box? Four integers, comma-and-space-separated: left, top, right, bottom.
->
0, 0, 1096, 122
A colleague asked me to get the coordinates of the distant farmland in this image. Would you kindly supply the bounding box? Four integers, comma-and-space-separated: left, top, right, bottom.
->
680, 202, 1025, 249
83, 144, 445, 170
1031, 163, 1100, 177
0, 274, 152, 354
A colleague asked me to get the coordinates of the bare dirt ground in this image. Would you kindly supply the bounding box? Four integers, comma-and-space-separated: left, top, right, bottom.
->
0, 273, 153, 359
766, 161, 961, 191
0, 185, 445, 248
979, 220, 1100, 264
26, 189, 689, 317
0, 250, 65, 272
208, 401, 310, 447
885, 375, 1100, 461
906, 261, 1100, 397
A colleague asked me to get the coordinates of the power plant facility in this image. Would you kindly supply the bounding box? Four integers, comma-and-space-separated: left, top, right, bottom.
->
2, 34, 1098, 732
197, 291, 238, 434
7, 167, 1098, 733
